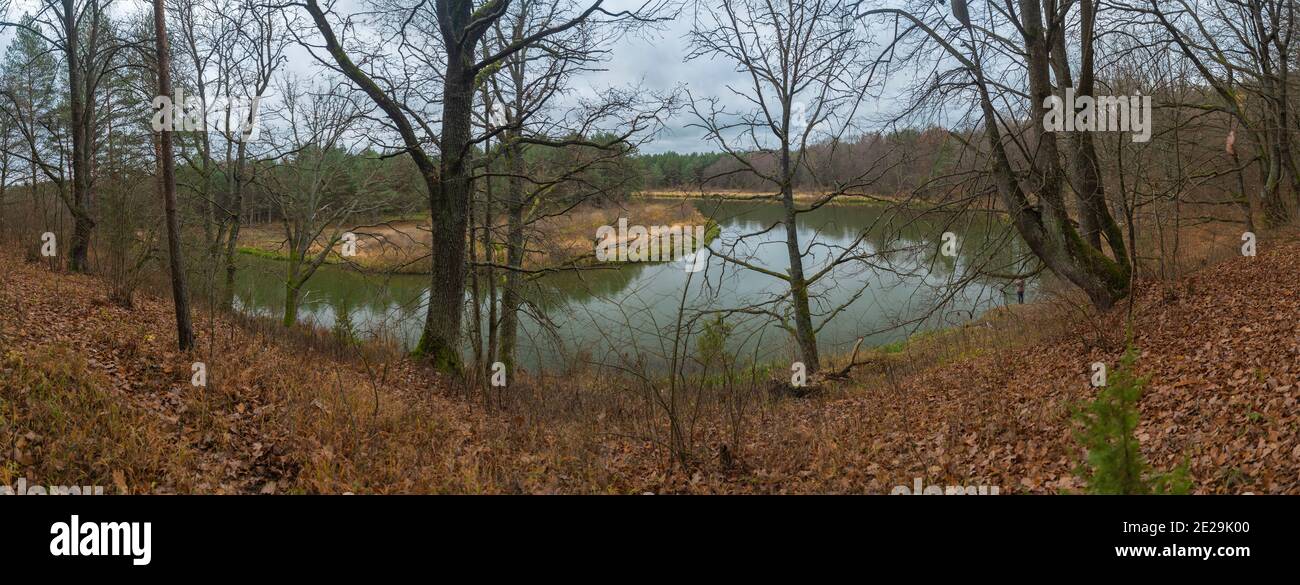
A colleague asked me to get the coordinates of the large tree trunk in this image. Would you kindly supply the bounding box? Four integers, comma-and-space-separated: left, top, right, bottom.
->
1274, 47, 1300, 221
468, 180, 484, 376
977, 1, 1130, 309
1048, 0, 1100, 252
1260, 140, 1290, 227
154, 0, 196, 351
413, 33, 472, 374
68, 212, 93, 271
304, 0, 470, 374
1060, 0, 1130, 271
498, 212, 523, 374
1252, 2, 1294, 228
63, 0, 95, 273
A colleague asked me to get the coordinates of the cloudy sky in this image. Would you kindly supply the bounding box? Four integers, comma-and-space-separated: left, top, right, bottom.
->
0, 0, 913, 154
575, 1, 746, 153
567, 0, 907, 153
305, 0, 755, 153
281, 0, 891, 154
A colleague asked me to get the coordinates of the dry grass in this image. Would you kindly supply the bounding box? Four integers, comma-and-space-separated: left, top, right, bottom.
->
0, 345, 205, 494
234, 199, 709, 275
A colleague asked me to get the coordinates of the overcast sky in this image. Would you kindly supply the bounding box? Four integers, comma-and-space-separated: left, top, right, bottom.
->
576, 2, 745, 153
287, 0, 756, 153
0, 0, 912, 155
569, 1, 905, 153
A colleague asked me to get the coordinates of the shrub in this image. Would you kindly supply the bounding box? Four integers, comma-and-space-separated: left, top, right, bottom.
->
1074, 347, 1191, 494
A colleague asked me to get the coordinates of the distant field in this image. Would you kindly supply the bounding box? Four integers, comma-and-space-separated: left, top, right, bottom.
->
236, 198, 709, 274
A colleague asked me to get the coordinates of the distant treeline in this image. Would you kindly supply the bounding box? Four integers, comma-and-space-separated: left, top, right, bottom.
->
630, 127, 960, 196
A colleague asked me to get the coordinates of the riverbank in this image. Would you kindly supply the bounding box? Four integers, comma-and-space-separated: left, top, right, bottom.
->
2, 230, 1296, 493
637, 189, 931, 208
235, 199, 711, 275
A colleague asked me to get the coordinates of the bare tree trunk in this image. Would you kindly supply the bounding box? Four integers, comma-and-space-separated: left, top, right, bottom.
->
780, 130, 819, 373
154, 0, 195, 351
223, 139, 249, 309
468, 180, 484, 380
413, 32, 472, 374
1260, 141, 1290, 227
498, 135, 525, 375
304, 0, 465, 373
0, 156, 8, 238
282, 268, 301, 327
63, 0, 94, 273
981, 1, 1130, 308
481, 145, 497, 371
305, 0, 628, 375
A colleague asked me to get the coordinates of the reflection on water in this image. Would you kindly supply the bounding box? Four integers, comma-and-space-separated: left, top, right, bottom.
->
233, 199, 1035, 372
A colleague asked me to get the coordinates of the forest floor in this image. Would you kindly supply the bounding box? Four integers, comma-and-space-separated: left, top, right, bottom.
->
0, 228, 1297, 494
235, 198, 707, 274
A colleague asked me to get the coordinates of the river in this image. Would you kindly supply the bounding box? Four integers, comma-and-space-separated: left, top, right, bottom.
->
232, 199, 1035, 373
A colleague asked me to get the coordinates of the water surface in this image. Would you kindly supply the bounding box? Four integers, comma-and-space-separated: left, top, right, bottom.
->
233, 199, 1034, 372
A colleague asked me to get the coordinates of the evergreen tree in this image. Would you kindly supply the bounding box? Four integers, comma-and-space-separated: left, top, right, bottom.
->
1075, 347, 1191, 494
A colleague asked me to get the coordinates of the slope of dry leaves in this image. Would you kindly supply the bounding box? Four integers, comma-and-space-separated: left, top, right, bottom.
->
0, 256, 596, 493
0, 232, 1296, 494
650, 233, 1299, 494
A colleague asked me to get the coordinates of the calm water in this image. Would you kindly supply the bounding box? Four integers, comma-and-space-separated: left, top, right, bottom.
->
232, 199, 1034, 372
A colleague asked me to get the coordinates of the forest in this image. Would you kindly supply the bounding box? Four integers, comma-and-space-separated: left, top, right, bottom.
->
0, 0, 1296, 497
